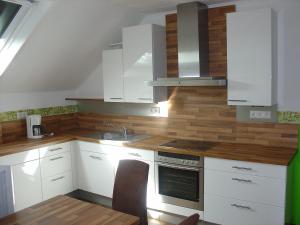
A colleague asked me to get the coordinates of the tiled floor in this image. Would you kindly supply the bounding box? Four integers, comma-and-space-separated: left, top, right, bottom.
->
149, 218, 216, 225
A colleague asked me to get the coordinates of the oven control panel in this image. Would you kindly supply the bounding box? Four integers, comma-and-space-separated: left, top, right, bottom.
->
155, 152, 203, 167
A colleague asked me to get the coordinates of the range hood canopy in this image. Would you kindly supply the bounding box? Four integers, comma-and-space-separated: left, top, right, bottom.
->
149, 1, 226, 87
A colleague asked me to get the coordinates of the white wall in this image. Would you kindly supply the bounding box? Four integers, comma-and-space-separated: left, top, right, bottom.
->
0, 90, 75, 112
75, 63, 103, 98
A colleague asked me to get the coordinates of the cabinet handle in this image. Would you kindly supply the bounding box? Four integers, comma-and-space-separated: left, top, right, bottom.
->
232, 178, 253, 183
51, 176, 65, 182
90, 155, 102, 160
228, 99, 248, 102
49, 148, 63, 152
50, 156, 63, 161
138, 98, 152, 101
232, 166, 253, 171
231, 204, 252, 210
128, 153, 141, 157
110, 98, 123, 100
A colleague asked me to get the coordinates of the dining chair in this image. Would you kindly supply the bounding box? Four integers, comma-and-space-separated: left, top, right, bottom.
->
112, 159, 149, 225
179, 214, 200, 225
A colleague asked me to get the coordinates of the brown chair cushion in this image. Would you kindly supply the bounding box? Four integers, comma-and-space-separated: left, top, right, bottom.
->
112, 159, 149, 225
179, 214, 200, 225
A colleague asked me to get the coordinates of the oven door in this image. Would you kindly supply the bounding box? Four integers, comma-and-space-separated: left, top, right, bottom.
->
155, 161, 204, 210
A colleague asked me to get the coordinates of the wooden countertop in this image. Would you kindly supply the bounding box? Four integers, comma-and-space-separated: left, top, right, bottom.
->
0, 129, 297, 166
0, 195, 139, 225
0, 135, 74, 157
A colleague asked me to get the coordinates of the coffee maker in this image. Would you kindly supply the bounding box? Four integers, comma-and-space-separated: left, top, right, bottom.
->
26, 115, 44, 139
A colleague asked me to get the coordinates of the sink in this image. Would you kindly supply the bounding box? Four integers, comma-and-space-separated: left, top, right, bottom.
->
82, 132, 148, 143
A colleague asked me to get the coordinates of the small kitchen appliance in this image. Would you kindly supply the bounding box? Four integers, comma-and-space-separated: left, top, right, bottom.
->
26, 115, 44, 139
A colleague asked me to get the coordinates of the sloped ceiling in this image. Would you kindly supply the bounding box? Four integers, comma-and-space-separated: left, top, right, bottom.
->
0, 0, 236, 93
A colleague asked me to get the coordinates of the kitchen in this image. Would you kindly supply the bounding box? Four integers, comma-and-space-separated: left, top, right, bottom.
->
0, 0, 299, 225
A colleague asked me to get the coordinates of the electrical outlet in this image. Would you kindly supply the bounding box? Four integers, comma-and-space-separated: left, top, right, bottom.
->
250, 110, 271, 119
150, 107, 160, 114
16, 111, 28, 120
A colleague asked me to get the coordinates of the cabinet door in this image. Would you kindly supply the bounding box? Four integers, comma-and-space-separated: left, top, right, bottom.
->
12, 160, 42, 211
123, 24, 154, 103
227, 8, 274, 106
77, 151, 115, 198
103, 49, 124, 102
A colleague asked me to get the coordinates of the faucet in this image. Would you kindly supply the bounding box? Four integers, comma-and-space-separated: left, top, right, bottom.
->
122, 127, 128, 139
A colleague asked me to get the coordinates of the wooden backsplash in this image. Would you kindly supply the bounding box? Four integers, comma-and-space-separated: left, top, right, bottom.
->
0, 5, 298, 149
0, 113, 78, 144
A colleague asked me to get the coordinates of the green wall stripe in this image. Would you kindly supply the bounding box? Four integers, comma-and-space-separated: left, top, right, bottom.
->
0, 105, 79, 122
278, 111, 300, 124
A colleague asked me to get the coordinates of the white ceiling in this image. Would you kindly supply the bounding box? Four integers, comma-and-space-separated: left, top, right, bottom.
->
0, 0, 265, 93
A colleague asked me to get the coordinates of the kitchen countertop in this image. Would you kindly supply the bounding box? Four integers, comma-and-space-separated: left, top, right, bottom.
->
0, 129, 297, 166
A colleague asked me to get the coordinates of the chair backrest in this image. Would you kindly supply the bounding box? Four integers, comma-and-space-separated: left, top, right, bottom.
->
112, 159, 149, 225
178, 214, 200, 225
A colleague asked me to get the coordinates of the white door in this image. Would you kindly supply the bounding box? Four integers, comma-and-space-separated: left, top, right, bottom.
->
227, 8, 274, 106
77, 151, 115, 198
11, 160, 43, 211
123, 24, 154, 103
103, 49, 124, 102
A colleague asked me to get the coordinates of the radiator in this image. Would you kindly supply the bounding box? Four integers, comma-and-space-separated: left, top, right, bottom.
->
0, 166, 14, 218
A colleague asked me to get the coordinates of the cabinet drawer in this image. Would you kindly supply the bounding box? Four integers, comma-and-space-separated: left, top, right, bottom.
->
120, 147, 154, 161
205, 169, 286, 207
40, 152, 71, 178
77, 141, 117, 155
204, 157, 287, 179
39, 142, 70, 158
42, 171, 73, 200
0, 149, 39, 166
204, 194, 284, 225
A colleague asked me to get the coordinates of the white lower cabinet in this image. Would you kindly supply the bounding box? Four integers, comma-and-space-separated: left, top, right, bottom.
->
39, 142, 74, 201
42, 171, 73, 200
204, 157, 287, 225
77, 150, 115, 198
204, 194, 284, 225
11, 160, 43, 211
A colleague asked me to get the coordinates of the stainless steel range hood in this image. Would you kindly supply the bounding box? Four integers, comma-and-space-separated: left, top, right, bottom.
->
149, 2, 226, 87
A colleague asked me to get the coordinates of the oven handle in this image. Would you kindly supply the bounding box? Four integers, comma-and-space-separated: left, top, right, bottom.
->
156, 162, 201, 172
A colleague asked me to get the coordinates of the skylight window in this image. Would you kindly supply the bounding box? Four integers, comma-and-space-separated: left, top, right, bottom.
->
0, 1, 21, 37
0, 0, 51, 76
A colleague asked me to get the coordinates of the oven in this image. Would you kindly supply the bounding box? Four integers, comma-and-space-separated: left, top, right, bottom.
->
155, 151, 204, 210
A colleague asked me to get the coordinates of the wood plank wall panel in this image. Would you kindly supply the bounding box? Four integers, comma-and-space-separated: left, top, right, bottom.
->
0, 113, 78, 143
77, 6, 298, 149
166, 5, 235, 77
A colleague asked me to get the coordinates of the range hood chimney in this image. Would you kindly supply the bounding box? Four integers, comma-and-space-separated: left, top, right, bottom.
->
148, 2, 226, 87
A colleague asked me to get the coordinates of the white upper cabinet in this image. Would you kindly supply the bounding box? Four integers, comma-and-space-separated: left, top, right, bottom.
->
122, 24, 167, 103
103, 49, 124, 102
227, 8, 276, 106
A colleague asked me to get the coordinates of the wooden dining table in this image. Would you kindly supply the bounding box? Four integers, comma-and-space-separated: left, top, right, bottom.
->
0, 195, 140, 225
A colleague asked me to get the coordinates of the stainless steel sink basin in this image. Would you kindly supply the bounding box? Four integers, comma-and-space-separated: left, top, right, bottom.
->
82, 132, 148, 143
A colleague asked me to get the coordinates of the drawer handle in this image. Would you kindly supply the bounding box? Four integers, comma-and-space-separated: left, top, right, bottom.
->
138, 98, 152, 101
90, 155, 103, 160
232, 166, 253, 171
231, 204, 252, 210
228, 99, 248, 102
51, 176, 65, 182
110, 98, 123, 100
128, 153, 141, 157
49, 148, 63, 152
232, 178, 253, 183
50, 156, 63, 161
